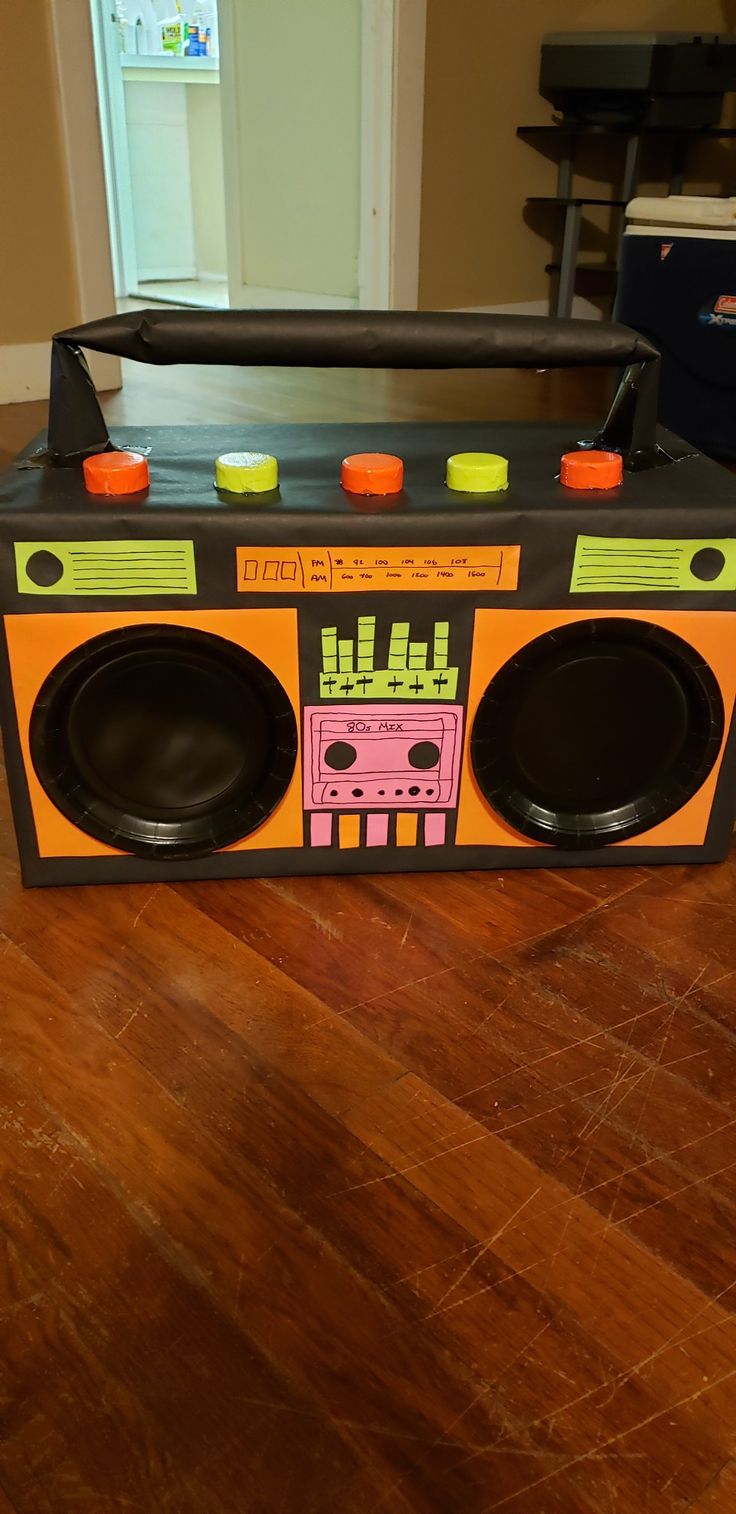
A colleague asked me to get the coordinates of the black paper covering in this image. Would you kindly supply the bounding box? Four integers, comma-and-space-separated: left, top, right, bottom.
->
46, 309, 661, 468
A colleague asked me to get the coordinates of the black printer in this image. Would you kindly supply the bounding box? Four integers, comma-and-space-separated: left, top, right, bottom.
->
540, 32, 736, 127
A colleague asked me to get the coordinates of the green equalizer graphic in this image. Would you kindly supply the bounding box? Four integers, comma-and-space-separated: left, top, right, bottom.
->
320, 616, 458, 698
570, 536, 736, 593
15, 540, 197, 596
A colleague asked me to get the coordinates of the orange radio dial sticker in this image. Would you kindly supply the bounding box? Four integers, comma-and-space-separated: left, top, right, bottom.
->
236, 545, 520, 593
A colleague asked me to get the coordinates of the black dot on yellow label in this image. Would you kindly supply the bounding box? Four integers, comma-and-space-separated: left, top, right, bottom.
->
26, 550, 64, 587
690, 547, 726, 582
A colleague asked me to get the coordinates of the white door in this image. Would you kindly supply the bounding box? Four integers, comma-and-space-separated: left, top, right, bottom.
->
217, 0, 394, 309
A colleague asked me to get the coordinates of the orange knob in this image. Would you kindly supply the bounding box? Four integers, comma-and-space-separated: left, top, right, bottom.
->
83, 450, 150, 496
341, 452, 404, 495
560, 449, 623, 491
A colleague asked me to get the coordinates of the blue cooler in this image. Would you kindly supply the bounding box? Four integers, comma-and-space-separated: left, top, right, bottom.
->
616, 195, 736, 460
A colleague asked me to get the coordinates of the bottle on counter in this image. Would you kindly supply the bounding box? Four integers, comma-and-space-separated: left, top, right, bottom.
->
128, 0, 161, 55
161, 15, 186, 54
117, 1, 137, 54
198, 1, 218, 58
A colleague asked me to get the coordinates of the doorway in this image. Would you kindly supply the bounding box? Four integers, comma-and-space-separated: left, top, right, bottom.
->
91, 0, 228, 308
89, 0, 419, 313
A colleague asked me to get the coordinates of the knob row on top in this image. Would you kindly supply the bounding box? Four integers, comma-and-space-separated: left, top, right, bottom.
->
81, 447, 625, 500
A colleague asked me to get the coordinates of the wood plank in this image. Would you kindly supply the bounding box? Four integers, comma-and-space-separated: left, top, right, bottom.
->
0, 1062, 376, 1513
690, 1461, 736, 1512
0, 876, 733, 1510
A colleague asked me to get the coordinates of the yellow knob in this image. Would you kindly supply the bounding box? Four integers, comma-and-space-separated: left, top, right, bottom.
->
446, 451, 509, 494
215, 451, 278, 495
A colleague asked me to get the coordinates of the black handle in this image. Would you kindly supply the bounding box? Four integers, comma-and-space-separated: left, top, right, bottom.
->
48, 308, 661, 467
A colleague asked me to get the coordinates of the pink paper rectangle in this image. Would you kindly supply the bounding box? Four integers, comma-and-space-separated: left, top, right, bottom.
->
303, 703, 464, 810
310, 812, 333, 847
366, 813, 389, 847
424, 813, 446, 847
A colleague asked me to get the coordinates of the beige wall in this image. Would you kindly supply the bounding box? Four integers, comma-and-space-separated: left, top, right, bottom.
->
418, 0, 734, 310
0, 0, 118, 401
0, 2, 80, 346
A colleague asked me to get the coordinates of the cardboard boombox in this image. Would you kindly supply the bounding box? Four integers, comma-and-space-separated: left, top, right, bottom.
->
0, 308, 735, 887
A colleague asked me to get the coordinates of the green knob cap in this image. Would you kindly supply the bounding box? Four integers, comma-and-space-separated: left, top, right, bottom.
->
446, 451, 509, 494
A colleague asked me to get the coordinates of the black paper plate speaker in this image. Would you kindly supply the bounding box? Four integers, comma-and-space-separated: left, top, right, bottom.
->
470, 618, 724, 849
30, 624, 298, 859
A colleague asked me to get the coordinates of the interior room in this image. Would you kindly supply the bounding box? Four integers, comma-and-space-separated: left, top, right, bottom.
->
93, 0, 228, 308
1, 4, 736, 1512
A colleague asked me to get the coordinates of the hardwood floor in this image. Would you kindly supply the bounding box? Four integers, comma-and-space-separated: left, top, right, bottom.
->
0, 354, 614, 464
1, 356, 736, 1512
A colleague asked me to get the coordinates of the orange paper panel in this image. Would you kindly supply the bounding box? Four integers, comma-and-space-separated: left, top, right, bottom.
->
4, 609, 304, 858
457, 608, 736, 851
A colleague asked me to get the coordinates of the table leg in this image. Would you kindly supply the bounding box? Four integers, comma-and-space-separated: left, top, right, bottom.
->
556, 203, 581, 318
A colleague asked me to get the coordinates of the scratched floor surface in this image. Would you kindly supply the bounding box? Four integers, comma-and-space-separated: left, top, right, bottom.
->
1, 362, 736, 1512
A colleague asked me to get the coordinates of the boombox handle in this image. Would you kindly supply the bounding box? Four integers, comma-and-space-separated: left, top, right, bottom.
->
47, 308, 661, 470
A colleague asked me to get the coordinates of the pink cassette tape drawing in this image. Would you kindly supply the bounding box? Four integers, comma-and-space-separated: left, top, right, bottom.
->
303, 705, 464, 810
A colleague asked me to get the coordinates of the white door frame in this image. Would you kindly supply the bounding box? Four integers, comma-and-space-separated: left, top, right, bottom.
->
88, 0, 139, 298
360, 0, 427, 310
389, 0, 426, 309
358, 0, 395, 308
218, 0, 425, 311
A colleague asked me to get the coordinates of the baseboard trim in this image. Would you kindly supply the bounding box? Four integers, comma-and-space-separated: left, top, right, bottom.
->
0, 343, 121, 404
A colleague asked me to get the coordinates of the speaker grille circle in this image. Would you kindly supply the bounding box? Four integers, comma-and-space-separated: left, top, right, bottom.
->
470, 618, 725, 849
30, 624, 298, 859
